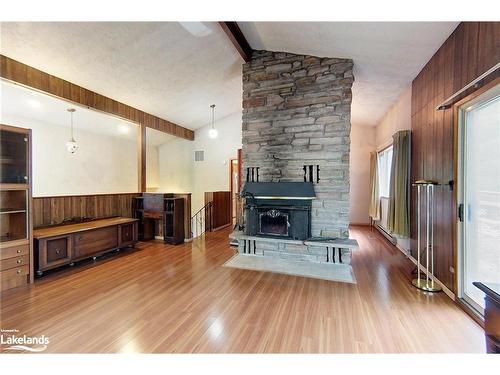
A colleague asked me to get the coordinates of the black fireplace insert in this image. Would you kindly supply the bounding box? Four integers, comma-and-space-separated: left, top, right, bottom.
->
242, 182, 315, 240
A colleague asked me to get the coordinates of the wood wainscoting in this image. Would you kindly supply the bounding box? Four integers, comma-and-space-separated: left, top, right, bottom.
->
410, 22, 500, 291
32, 193, 140, 228
205, 191, 231, 231
33, 192, 192, 242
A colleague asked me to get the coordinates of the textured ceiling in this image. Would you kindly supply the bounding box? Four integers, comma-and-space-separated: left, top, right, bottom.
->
238, 22, 459, 127
0, 22, 243, 130
0, 21, 459, 132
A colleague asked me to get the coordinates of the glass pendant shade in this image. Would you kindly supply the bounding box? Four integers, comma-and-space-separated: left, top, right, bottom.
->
208, 128, 218, 139
65, 139, 78, 154
209, 104, 218, 139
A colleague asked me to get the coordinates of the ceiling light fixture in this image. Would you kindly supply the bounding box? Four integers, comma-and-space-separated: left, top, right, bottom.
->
65, 108, 78, 154
208, 104, 218, 139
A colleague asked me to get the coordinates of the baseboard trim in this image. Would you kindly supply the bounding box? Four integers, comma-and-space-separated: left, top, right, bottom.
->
349, 222, 371, 226
373, 224, 455, 301
374, 224, 397, 245
406, 254, 456, 300
212, 223, 232, 232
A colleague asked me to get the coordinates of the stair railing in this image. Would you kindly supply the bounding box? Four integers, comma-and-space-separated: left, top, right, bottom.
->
191, 201, 213, 238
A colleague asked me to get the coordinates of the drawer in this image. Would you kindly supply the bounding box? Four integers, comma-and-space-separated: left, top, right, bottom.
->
1, 255, 29, 271
0, 243, 29, 260
119, 223, 136, 246
47, 237, 70, 263
37, 235, 73, 271
73, 226, 118, 259
1, 265, 29, 280
0, 265, 29, 291
143, 211, 162, 219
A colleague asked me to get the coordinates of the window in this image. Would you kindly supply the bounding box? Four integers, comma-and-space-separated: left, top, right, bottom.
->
378, 146, 393, 198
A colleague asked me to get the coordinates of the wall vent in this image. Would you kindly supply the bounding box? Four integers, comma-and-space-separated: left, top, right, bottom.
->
194, 150, 204, 162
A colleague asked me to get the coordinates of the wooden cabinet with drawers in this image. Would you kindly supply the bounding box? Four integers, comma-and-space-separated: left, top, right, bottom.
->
0, 124, 33, 292
37, 235, 73, 271
33, 217, 138, 275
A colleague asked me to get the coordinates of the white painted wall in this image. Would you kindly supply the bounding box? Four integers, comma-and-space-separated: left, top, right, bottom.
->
374, 85, 412, 252
375, 86, 412, 150
349, 123, 376, 225
1, 114, 138, 196
191, 112, 242, 213
156, 111, 242, 215
158, 138, 193, 194
146, 145, 159, 191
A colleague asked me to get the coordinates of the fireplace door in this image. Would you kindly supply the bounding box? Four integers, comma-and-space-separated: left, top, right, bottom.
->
258, 209, 289, 237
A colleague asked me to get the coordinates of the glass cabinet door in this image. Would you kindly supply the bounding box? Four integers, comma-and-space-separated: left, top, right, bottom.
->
0, 129, 28, 184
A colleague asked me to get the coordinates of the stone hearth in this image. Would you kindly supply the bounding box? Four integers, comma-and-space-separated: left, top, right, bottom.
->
230, 231, 358, 265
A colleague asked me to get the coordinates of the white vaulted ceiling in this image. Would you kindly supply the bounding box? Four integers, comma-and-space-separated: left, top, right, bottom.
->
238, 22, 459, 127
0, 22, 243, 130
0, 21, 459, 131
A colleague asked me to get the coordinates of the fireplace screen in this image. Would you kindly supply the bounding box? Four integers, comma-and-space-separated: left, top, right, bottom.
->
259, 209, 289, 236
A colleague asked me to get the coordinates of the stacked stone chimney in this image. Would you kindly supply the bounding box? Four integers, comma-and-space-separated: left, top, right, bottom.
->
242, 50, 354, 237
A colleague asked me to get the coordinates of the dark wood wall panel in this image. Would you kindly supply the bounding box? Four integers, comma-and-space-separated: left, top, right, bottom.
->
0, 55, 194, 141
411, 22, 500, 291
33, 193, 140, 228
205, 191, 231, 230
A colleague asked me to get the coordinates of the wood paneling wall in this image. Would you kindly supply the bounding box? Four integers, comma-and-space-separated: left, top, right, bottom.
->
33, 193, 140, 228
0, 55, 194, 141
205, 191, 231, 230
411, 22, 500, 291
34, 192, 192, 238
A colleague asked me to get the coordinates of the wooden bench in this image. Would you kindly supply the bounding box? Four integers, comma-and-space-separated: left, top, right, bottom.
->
33, 217, 138, 275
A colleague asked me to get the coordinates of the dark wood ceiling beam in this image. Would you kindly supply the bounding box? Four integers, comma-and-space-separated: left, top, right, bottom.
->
219, 22, 253, 62
0, 54, 194, 141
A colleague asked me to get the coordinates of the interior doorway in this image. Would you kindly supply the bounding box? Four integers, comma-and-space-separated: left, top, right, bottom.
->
230, 159, 239, 226
230, 149, 242, 226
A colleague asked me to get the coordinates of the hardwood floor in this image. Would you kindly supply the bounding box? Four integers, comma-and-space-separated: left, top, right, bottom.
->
0, 226, 484, 353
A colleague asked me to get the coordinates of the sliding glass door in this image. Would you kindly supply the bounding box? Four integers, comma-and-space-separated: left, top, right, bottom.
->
458, 84, 500, 314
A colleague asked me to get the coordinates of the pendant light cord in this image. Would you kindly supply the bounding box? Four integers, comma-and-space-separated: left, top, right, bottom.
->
211, 104, 215, 129
70, 111, 74, 140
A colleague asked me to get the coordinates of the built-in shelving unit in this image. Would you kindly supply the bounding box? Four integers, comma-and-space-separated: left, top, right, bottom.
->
0, 124, 33, 291
133, 194, 185, 244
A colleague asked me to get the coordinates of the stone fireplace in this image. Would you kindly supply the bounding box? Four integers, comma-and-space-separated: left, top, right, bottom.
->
231, 50, 358, 267
242, 50, 354, 238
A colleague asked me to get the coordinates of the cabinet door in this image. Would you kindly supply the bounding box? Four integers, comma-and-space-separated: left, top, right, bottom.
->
73, 227, 118, 259
38, 235, 72, 271
0, 129, 28, 184
118, 223, 136, 247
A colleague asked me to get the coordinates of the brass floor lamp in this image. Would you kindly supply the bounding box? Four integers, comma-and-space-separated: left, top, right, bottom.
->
412, 180, 442, 292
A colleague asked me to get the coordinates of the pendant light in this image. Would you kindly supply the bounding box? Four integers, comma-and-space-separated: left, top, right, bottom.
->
208, 104, 218, 139
65, 108, 78, 154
